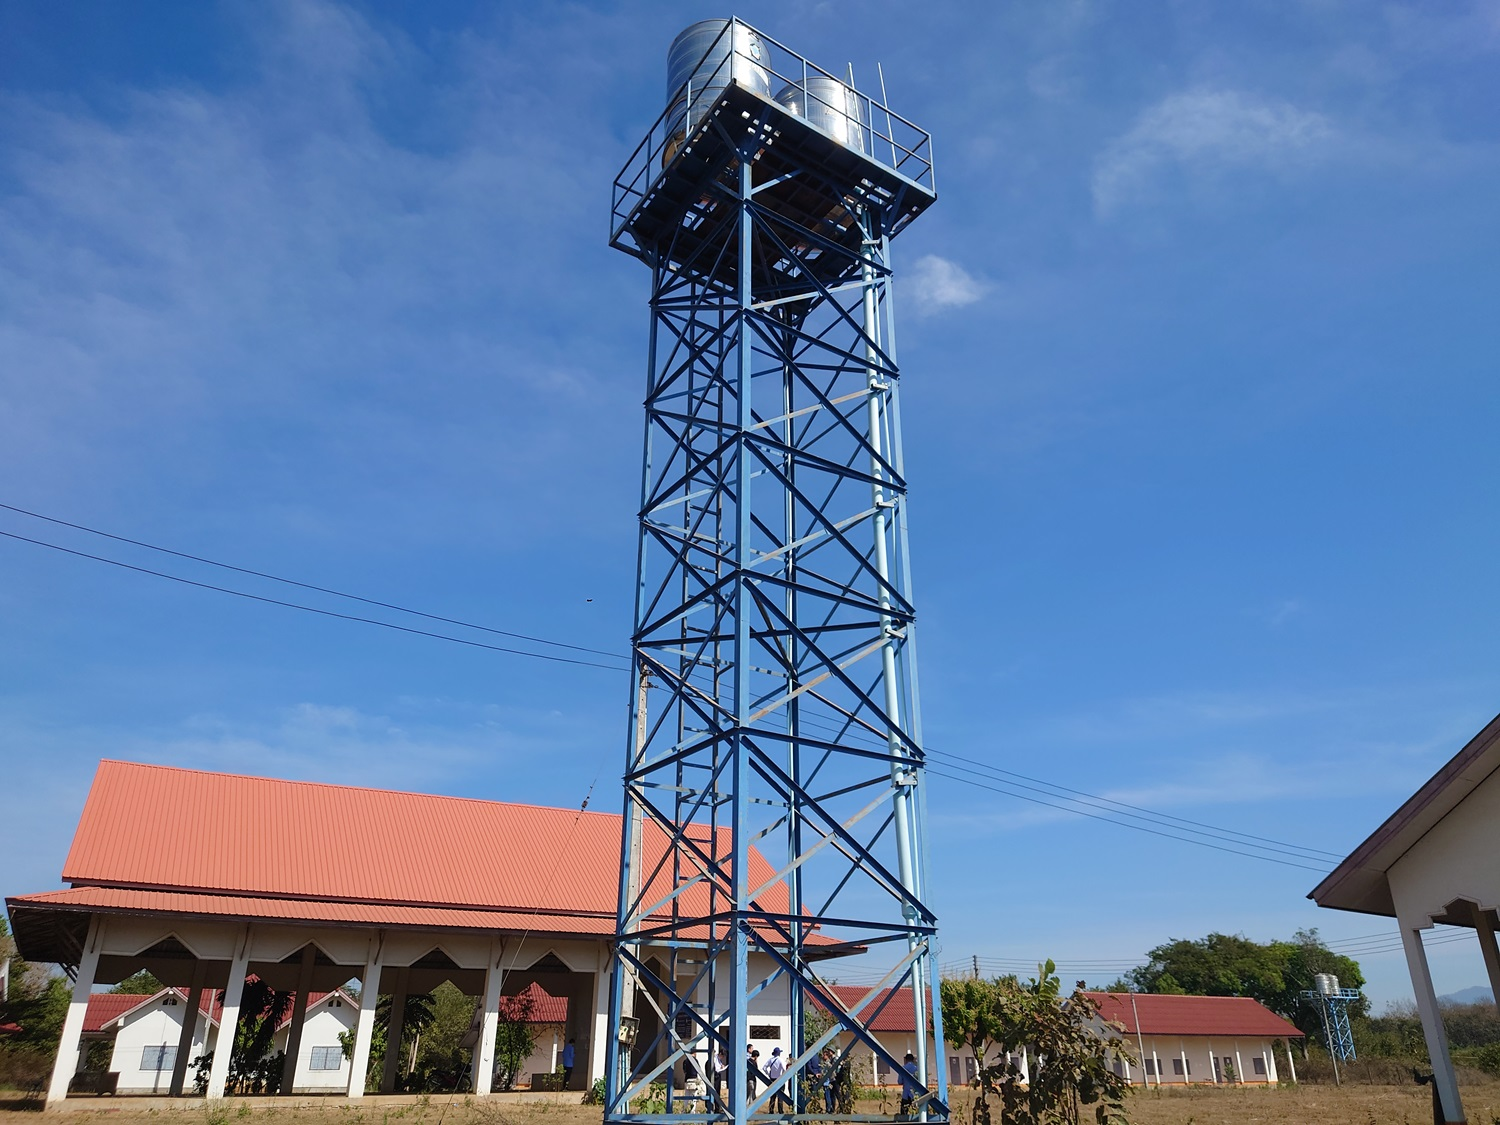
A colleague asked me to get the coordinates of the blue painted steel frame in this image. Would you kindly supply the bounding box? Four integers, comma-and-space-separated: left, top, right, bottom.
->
1302, 989, 1359, 1062
606, 21, 946, 1125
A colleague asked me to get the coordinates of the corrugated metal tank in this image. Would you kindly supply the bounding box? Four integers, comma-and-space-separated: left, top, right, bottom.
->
1314, 972, 1340, 995
665, 20, 771, 140
773, 75, 869, 155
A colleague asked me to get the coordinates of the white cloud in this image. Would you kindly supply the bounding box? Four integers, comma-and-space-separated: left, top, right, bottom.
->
904, 254, 987, 317
1092, 89, 1336, 216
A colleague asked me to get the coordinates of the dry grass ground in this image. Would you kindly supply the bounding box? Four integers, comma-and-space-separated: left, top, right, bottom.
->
4, 1085, 1500, 1125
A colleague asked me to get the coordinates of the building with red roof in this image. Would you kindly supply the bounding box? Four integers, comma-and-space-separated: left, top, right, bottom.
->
8, 760, 824, 1105
812, 984, 1302, 1089
1085, 992, 1302, 1086
79, 986, 355, 1095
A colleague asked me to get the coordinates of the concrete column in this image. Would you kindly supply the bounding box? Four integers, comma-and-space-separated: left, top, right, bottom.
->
1207, 1037, 1217, 1083
170, 959, 209, 1096
1150, 1043, 1161, 1088
1178, 1039, 1189, 1085
347, 932, 385, 1099
206, 926, 253, 1099
380, 966, 411, 1094
474, 939, 505, 1095
589, 945, 612, 1086
279, 944, 317, 1095
1401, 924, 1464, 1123
1262, 1043, 1274, 1083
46, 916, 104, 1107
1473, 907, 1500, 1011
1283, 1040, 1295, 1083
1233, 1041, 1244, 1085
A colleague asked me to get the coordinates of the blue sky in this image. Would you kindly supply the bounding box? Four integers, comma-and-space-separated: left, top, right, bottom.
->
2, 0, 1498, 1009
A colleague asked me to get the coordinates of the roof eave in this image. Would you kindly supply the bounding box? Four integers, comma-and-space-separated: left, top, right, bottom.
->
1309, 709, 1500, 915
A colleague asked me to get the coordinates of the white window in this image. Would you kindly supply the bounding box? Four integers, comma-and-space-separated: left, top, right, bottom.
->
309, 1046, 343, 1071
142, 1046, 177, 1072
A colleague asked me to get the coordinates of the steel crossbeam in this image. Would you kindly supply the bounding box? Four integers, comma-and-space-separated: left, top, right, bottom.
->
606, 21, 944, 1125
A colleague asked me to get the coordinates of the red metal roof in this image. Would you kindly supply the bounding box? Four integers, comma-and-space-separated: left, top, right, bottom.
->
1086, 993, 1304, 1038
83, 988, 218, 1033
817, 985, 930, 1033
45, 760, 794, 927
503, 981, 568, 1024
81, 986, 359, 1034
15, 885, 617, 935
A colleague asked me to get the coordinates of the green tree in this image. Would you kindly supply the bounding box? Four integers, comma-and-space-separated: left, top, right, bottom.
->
1125, 933, 1287, 1007
943, 966, 1130, 1125
988, 966, 1131, 1125
192, 979, 292, 1095
494, 989, 539, 1090
1126, 928, 1367, 1045
940, 975, 1012, 1123
110, 971, 164, 995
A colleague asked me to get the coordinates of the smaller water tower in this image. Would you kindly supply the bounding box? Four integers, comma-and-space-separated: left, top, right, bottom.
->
1301, 975, 1359, 1079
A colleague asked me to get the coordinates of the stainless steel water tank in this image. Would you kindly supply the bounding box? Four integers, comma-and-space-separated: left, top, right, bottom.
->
773, 75, 869, 155
1314, 973, 1339, 996
666, 20, 771, 140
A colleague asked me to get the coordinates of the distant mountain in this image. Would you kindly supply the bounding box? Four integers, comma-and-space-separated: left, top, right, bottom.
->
1440, 986, 1494, 1006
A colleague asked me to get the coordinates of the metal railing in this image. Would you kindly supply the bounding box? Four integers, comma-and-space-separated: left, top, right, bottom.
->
611, 18, 935, 247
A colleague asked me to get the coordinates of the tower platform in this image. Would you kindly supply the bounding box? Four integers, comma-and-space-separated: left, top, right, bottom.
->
611, 79, 936, 293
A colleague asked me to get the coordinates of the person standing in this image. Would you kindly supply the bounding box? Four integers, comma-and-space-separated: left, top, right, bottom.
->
822, 1049, 838, 1113
899, 1052, 918, 1118
765, 1046, 788, 1111
747, 1047, 767, 1099
713, 1045, 728, 1104
562, 1038, 576, 1087
805, 1049, 824, 1114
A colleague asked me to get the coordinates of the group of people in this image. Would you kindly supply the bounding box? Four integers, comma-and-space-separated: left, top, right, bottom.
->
691, 1043, 920, 1116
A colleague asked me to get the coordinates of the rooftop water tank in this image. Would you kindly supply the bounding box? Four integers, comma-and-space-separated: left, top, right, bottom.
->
773, 75, 869, 155
1314, 973, 1340, 996
666, 20, 772, 142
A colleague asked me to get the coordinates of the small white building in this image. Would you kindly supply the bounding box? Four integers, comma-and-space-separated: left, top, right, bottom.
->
82, 987, 356, 1094
1311, 709, 1500, 1125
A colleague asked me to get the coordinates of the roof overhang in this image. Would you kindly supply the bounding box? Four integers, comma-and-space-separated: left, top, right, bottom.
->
1309, 710, 1500, 917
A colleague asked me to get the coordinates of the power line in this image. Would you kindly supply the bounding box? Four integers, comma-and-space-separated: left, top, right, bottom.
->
939, 930, 1480, 981
927, 747, 1342, 861
924, 766, 1329, 872
0, 529, 629, 672
0, 501, 625, 660
0, 503, 1357, 872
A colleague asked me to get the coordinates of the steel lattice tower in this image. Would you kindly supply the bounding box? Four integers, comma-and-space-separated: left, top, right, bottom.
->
605, 21, 944, 1124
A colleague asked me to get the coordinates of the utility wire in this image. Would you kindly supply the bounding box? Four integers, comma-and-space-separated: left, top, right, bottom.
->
0, 503, 1353, 870
0, 529, 628, 673
0, 501, 624, 660
924, 766, 1329, 872
927, 747, 1342, 861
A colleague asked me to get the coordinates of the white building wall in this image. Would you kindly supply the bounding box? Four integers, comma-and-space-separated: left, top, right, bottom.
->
1388, 764, 1500, 929
106, 996, 210, 1094
1129, 1035, 1281, 1085
272, 1000, 356, 1092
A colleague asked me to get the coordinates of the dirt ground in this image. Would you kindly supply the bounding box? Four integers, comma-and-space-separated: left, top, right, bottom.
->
2, 1085, 1497, 1125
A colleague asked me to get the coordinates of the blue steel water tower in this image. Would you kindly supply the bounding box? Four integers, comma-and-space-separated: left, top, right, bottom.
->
606, 19, 944, 1125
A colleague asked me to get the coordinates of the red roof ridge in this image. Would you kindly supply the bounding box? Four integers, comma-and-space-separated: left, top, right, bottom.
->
90, 759, 617, 821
